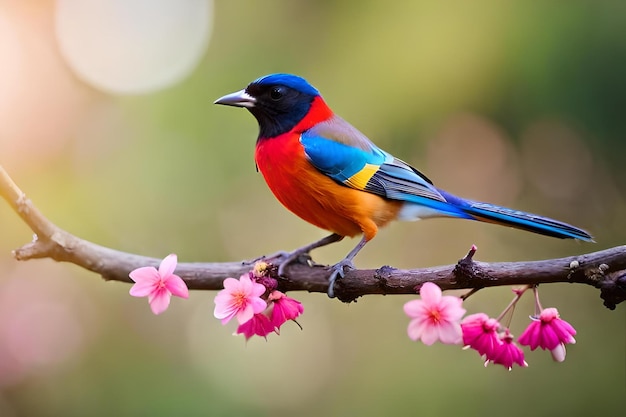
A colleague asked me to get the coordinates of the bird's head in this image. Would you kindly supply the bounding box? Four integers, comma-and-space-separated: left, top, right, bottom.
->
214, 73, 332, 139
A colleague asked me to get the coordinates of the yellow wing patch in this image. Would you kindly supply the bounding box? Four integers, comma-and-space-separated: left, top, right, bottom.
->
344, 163, 379, 190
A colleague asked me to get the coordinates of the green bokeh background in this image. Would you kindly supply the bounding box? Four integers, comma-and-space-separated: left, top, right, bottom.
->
1, 1, 624, 416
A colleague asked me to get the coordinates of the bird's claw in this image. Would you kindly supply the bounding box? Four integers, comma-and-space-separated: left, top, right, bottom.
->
244, 251, 287, 266
255, 250, 291, 263
327, 259, 355, 298
276, 251, 312, 277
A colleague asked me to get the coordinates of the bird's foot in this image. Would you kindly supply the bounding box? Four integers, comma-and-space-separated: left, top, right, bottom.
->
246, 234, 345, 279
327, 259, 355, 298
276, 250, 313, 277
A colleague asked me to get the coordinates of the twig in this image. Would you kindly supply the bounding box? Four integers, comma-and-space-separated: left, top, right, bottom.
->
1, 164, 624, 307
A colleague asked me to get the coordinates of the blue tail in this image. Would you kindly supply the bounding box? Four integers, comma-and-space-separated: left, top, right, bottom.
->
438, 190, 593, 241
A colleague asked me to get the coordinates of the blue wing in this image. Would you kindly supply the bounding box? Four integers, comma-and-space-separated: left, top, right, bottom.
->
300, 115, 468, 216
299, 115, 593, 241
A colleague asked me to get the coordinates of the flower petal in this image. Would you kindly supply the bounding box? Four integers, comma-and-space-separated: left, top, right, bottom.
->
236, 304, 255, 325
552, 319, 577, 342
129, 266, 160, 283
403, 299, 426, 318
488, 333, 528, 370
238, 274, 254, 290
439, 296, 466, 321
236, 313, 275, 340
149, 288, 171, 315
550, 343, 567, 362
219, 311, 237, 325
461, 313, 489, 326
518, 321, 541, 350
213, 289, 232, 305
407, 317, 428, 341
539, 307, 559, 321
540, 323, 560, 350
129, 280, 158, 297
222, 277, 241, 291
419, 324, 440, 346
419, 282, 442, 306
251, 281, 268, 297
214, 291, 237, 319
158, 253, 178, 277
270, 294, 303, 328
438, 321, 463, 345
164, 274, 189, 299
250, 297, 268, 315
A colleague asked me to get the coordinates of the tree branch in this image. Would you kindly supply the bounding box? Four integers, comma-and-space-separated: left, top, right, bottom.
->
1, 164, 624, 308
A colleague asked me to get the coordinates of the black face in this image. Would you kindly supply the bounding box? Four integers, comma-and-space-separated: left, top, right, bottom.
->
245, 83, 316, 139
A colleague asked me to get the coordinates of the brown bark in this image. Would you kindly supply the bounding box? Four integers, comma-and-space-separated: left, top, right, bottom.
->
2, 164, 624, 308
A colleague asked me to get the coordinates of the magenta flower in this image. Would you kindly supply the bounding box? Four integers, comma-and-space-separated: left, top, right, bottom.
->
129, 254, 189, 315
518, 307, 576, 362
403, 282, 466, 345
214, 274, 267, 325
486, 330, 528, 370
268, 291, 304, 331
236, 313, 275, 340
461, 313, 501, 357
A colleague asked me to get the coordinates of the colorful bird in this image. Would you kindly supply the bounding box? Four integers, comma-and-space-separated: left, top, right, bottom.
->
215, 73, 592, 297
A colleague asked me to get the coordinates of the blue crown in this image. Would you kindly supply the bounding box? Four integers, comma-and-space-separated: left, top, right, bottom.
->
252, 73, 320, 96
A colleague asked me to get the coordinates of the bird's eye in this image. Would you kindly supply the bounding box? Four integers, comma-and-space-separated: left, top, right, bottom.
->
269, 87, 284, 101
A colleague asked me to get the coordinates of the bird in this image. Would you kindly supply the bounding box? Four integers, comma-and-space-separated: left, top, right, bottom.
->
214, 73, 592, 297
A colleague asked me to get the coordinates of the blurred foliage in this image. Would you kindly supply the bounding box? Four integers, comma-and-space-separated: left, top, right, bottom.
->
0, 1, 624, 416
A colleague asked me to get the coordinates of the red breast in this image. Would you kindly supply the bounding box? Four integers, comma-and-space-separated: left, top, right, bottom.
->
254, 98, 401, 239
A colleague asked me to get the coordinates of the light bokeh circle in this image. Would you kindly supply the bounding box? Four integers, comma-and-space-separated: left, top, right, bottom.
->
0, 11, 23, 122
54, 0, 213, 95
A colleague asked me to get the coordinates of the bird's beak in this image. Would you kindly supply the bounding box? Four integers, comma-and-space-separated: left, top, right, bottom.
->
214, 89, 256, 108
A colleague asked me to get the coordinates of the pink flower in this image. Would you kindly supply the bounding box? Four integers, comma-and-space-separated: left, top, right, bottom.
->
461, 313, 501, 357
518, 307, 576, 362
268, 291, 304, 331
236, 313, 275, 340
129, 254, 189, 315
487, 330, 528, 371
403, 282, 466, 345
214, 274, 267, 325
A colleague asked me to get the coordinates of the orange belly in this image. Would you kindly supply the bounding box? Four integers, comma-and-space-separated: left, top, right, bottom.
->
255, 133, 401, 240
